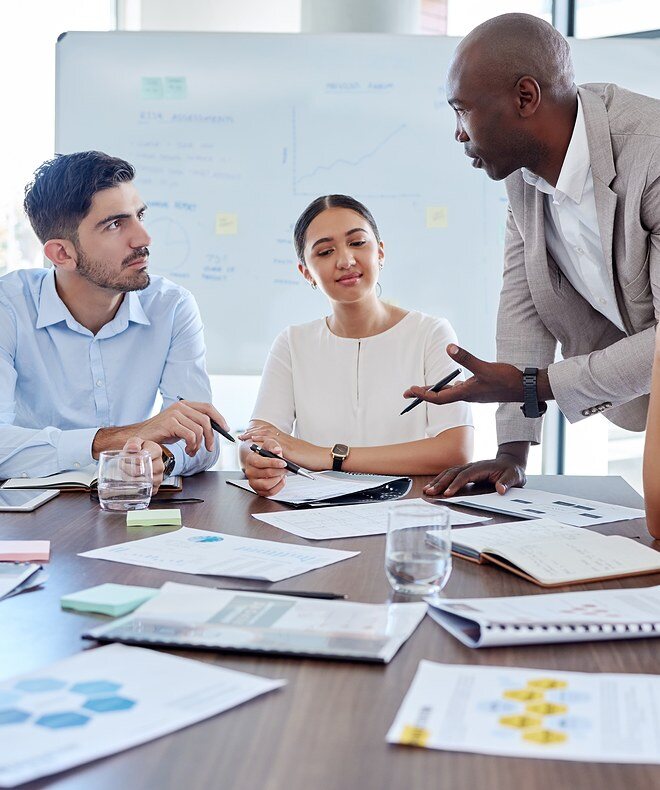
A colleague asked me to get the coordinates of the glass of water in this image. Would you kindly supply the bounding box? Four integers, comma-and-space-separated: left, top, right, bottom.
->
97, 449, 153, 511
385, 501, 452, 597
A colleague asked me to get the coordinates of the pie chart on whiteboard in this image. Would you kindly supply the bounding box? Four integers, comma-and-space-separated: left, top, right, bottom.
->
148, 217, 190, 276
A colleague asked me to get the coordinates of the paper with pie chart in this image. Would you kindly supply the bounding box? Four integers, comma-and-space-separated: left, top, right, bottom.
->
0, 643, 284, 787
79, 526, 358, 581
387, 660, 660, 764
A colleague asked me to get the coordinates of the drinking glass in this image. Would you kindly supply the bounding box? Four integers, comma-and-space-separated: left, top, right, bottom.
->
385, 501, 452, 596
97, 449, 153, 511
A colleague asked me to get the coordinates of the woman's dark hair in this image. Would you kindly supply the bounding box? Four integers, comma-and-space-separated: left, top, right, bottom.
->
24, 151, 135, 243
293, 194, 381, 264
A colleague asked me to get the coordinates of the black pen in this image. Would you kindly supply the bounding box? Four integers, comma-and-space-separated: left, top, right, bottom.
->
250, 443, 316, 480
217, 586, 346, 600
400, 368, 461, 415
177, 396, 235, 442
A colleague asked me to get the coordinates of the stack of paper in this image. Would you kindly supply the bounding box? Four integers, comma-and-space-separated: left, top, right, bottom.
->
387, 660, 660, 764
253, 498, 489, 540
85, 581, 427, 663
0, 643, 284, 786
0, 563, 46, 602
0, 541, 50, 562
79, 526, 358, 581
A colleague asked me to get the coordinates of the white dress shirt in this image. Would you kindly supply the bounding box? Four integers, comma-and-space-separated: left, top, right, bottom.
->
251, 311, 472, 447
521, 94, 625, 331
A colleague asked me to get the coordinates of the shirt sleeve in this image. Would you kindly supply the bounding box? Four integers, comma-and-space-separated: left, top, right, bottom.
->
250, 330, 296, 434
157, 290, 220, 475
423, 318, 473, 437
0, 297, 95, 479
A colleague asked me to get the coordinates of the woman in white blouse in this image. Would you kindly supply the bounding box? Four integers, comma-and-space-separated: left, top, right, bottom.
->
239, 195, 473, 496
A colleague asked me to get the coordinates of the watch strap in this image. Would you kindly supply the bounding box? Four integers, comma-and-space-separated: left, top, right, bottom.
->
520, 367, 547, 419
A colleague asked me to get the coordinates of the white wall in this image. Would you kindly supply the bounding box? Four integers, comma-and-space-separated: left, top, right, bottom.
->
137, 0, 301, 32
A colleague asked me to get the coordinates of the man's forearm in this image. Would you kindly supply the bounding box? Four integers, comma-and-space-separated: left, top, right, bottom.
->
92, 424, 144, 459
496, 441, 530, 467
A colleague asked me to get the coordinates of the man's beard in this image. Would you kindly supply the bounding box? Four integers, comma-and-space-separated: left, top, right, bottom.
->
75, 246, 151, 293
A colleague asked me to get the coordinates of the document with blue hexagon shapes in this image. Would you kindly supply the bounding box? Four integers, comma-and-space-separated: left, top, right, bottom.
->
0, 643, 284, 787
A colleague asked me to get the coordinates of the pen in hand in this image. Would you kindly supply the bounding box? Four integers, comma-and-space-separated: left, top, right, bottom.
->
177, 396, 235, 443
249, 443, 316, 480
400, 368, 462, 415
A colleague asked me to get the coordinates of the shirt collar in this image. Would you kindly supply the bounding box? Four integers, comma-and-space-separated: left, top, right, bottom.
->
521, 93, 591, 205
35, 268, 151, 334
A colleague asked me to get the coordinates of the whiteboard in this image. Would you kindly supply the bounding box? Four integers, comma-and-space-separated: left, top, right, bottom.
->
56, 33, 660, 374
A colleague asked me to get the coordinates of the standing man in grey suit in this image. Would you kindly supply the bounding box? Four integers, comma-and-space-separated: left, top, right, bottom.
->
404, 12, 660, 496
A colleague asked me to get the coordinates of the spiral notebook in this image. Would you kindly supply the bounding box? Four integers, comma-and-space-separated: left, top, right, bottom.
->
427, 585, 660, 648
227, 470, 412, 508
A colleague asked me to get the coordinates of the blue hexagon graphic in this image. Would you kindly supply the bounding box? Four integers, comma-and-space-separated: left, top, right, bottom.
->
0, 708, 30, 725
71, 680, 121, 696
0, 691, 21, 707
15, 678, 67, 693
83, 695, 136, 713
36, 712, 90, 729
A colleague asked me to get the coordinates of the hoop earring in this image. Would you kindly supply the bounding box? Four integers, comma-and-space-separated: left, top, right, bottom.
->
311, 281, 317, 290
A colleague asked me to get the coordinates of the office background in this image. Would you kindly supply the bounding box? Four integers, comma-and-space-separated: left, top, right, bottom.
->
2, 0, 659, 488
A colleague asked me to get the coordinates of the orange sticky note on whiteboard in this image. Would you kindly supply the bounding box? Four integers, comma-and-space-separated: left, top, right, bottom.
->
0, 541, 50, 562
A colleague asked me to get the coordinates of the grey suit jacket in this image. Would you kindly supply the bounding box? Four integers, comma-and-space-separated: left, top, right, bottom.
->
496, 83, 660, 445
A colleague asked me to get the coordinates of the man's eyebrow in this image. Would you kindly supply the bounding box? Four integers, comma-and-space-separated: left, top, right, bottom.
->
95, 205, 147, 229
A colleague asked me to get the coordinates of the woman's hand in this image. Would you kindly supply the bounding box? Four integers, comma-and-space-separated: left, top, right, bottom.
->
242, 436, 289, 497
239, 424, 328, 471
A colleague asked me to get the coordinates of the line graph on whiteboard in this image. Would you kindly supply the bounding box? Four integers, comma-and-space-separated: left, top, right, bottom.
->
289, 108, 421, 200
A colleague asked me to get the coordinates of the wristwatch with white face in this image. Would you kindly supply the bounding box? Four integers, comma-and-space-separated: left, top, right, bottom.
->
331, 443, 350, 471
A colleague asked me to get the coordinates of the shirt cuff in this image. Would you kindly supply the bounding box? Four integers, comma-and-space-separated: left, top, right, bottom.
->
57, 427, 97, 471
168, 441, 187, 476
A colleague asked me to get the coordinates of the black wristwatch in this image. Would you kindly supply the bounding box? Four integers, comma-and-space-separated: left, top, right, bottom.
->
161, 445, 176, 477
331, 443, 350, 471
520, 367, 548, 419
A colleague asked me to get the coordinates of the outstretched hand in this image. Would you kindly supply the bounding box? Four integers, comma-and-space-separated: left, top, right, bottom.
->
423, 455, 527, 498
403, 344, 528, 406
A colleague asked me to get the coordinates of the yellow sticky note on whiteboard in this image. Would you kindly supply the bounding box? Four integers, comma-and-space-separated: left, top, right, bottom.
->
426, 206, 448, 228
215, 213, 238, 235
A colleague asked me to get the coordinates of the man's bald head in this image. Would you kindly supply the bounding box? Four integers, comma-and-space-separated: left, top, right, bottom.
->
450, 13, 574, 103
446, 13, 578, 182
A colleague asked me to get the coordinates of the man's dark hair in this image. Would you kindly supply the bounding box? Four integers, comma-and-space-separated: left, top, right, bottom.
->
24, 151, 135, 243
293, 194, 381, 264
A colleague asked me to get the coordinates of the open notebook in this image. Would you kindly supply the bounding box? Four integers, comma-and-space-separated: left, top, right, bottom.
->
227, 470, 411, 507
438, 518, 660, 587
427, 585, 660, 648
2, 464, 182, 492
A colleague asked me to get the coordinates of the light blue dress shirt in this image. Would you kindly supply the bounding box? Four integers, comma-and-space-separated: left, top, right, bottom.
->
0, 268, 219, 479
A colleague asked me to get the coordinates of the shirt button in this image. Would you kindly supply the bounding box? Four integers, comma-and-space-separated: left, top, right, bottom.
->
575, 247, 584, 254
96, 380, 102, 387
598, 298, 607, 305
21, 472, 28, 478
74, 462, 81, 468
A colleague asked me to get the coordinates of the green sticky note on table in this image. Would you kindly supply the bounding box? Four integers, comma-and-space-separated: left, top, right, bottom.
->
61, 583, 159, 617
126, 508, 181, 527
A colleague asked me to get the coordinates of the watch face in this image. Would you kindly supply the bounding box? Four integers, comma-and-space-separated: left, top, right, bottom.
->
332, 443, 349, 458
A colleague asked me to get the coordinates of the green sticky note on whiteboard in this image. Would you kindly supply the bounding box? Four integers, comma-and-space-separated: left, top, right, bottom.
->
141, 76, 163, 99
61, 583, 158, 617
164, 76, 187, 99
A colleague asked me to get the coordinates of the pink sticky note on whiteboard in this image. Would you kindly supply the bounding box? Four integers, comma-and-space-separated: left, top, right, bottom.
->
0, 541, 50, 562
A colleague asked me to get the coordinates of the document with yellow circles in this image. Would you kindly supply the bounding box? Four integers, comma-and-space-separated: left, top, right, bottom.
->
387, 660, 660, 763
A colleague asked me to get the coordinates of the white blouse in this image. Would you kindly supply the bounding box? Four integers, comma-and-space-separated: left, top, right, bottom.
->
251, 311, 472, 447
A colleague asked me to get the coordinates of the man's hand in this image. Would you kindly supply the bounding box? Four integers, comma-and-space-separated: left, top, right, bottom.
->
122, 436, 165, 493
93, 401, 230, 459
403, 344, 552, 405
423, 442, 529, 497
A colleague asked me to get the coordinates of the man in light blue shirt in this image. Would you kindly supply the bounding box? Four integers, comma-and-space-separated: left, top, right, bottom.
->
0, 151, 228, 485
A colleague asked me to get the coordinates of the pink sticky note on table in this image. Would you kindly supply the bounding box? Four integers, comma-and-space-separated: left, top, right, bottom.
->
0, 541, 50, 562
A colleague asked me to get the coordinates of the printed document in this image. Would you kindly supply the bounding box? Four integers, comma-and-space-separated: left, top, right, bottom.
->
227, 471, 399, 504
87, 581, 427, 663
0, 643, 283, 787
79, 526, 358, 581
253, 498, 490, 540
443, 487, 644, 527
387, 660, 660, 764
